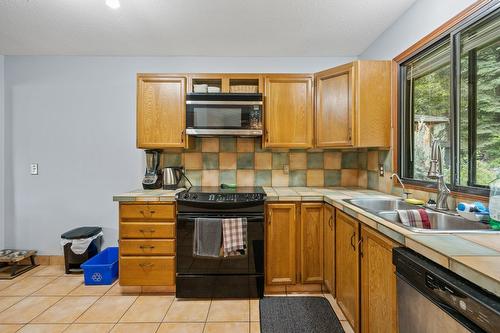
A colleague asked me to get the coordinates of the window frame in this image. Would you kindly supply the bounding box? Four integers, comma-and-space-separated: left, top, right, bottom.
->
397, 3, 499, 197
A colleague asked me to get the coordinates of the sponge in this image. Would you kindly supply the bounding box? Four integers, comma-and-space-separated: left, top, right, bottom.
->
405, 198, 425, 205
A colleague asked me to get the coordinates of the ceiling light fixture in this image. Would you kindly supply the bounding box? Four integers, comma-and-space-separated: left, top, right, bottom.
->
106, 0, 120, 9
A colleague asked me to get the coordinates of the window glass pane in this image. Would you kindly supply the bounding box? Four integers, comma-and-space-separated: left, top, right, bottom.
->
459, 14, 500, 187
404, 40, 452, 183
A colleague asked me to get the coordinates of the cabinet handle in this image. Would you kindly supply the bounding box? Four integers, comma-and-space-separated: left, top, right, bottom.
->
348, 128, 352, 142
140, 210, 155, 217
140, 245, 155, 249
328, 216, 333, 229
350, 232, 356, 251
268, 210, 272, 224
265, 130, 269, 143
181, 130, 185, 143
358, 237, 364, 258
139, 229, 156, 233
139, 263, 154, 268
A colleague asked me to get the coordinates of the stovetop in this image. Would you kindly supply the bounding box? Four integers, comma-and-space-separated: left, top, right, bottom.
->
176, 186, 266, 204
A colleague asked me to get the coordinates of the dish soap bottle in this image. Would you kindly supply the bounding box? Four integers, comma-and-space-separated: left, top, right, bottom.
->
489, 177, 500, 230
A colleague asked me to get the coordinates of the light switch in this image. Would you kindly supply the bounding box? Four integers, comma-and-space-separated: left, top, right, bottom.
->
379, 163, 384, 177
30, 163, 38, 175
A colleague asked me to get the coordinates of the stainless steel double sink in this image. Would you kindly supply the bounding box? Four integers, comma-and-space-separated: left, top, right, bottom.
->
343, 198, 495, 233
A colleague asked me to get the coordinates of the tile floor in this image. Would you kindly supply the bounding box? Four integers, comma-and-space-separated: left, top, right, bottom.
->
0, 265, 354, 333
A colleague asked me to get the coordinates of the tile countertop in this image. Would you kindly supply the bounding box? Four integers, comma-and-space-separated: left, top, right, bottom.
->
113, 186, 500, 296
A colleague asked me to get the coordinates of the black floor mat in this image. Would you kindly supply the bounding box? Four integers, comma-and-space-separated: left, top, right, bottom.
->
260, 296, 345, 333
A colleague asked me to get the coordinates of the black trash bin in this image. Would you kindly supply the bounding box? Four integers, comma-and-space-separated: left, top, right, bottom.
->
61, 227, 103, 274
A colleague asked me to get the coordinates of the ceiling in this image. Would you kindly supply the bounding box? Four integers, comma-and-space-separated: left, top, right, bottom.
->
0, 0, 416, 56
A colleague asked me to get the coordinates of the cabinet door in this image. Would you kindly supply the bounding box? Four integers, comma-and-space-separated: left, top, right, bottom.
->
323, 205, 335, 295
315, 65, 354, 147
264, 76, 313, 148
361, 226, 398, 333
300, 203, 323, 284
266, 203, 296, 285
335, 210, 360, 333
137, 76, 186, 148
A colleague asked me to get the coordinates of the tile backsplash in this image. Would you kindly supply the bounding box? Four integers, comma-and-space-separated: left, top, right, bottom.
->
160, 137, 390, 188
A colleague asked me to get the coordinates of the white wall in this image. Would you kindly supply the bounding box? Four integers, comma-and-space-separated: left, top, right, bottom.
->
0, 55, 4, 249
4, 55, 354, 254
359, 0, 476, 59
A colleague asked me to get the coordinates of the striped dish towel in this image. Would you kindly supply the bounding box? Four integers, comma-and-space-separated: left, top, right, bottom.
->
222, 218, 247, 257
397, 209, 431, 229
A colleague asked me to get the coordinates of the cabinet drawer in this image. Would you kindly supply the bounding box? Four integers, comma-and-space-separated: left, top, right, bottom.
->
120, 204, 175, 221
120, 256, 175, 286
120, 239, 175, 256
120, 222, 175, 239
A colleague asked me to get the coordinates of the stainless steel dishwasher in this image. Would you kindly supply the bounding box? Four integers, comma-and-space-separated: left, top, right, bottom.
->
393, 248, 500, 333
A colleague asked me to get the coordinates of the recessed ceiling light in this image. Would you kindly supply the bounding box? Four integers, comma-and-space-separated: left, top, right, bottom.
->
106, 0, 120, 9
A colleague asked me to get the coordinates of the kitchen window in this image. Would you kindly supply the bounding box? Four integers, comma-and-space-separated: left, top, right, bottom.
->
399, 6, 499, 196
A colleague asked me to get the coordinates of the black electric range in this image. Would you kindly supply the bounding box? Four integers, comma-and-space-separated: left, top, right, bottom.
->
175, 186, 266, 298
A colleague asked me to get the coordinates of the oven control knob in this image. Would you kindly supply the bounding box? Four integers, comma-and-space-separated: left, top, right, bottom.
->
192, 194, 198, 200
183, 193, 190, 199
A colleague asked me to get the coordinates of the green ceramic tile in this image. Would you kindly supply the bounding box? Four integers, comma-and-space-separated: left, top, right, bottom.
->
237, 153, 254, 169
367, 171, 379, 190
289, 170, 306, 187
186, 137, 202, 152
307, 152, 324, 169
164, 153, 182, 167
185, 170, 201, 186
220, 137, 236, 152
324, 170, 341, 186
220, 170, 236, 185
379, 149, 392, 172
358, 152, 367, 169
255, 170, 272, 186
272, 152, 289, 169
341, 151, 358, 169
202, 153, 219, 169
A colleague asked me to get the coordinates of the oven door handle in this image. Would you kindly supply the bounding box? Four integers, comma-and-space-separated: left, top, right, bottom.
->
177, 216, 264, 223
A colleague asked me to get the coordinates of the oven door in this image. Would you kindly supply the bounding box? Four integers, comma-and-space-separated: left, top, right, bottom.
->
185, 99, 263, 136
176, 213, 264, 275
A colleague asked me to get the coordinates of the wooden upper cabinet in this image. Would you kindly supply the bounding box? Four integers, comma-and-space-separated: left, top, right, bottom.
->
266, 203, 297, 285
137, 75, 186, 149
264, 75, 313, 148
300, 203, 324, 284
336, 210, 360, 333
323, 204, 335, 295
314, 61, 391, 148
361, 225, 398, 333
315, 65, 354, 147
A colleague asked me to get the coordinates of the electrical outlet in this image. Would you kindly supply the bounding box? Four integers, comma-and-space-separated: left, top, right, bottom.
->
379, 163, 384, 177
283, 164, 289, 174
30, 163, 38, 175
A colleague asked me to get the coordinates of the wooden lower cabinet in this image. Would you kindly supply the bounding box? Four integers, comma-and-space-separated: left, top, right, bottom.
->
120, 256, 175, 286
266, 203, 297, 285
119, 202, 176, 287
301, 203, 323, 284
336, 210, 360, 333
266, 202, 324, 292
361, 225, 398, 333
323, 204, 335, 295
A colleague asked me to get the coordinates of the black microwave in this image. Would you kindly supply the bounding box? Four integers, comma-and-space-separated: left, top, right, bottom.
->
185, 93, 263, 136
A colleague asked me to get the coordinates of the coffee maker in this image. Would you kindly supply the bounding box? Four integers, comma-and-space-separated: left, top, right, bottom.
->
142, 150, 163, 189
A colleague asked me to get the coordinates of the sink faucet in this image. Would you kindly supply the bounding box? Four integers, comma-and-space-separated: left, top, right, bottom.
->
427, 140, 451, 211
390, 173, 411, 200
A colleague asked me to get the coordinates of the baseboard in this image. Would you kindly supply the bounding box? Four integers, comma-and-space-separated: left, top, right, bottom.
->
35, 255, 64, 265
